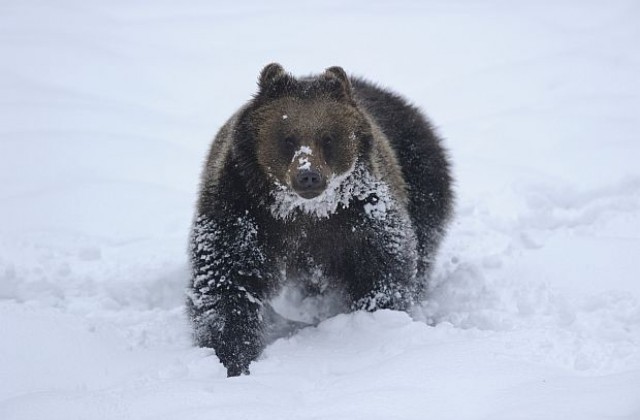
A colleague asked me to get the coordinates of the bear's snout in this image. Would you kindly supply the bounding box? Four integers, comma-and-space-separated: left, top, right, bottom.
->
293, 169, 326, 199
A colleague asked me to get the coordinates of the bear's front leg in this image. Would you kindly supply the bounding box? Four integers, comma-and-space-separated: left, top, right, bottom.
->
190, 289, 263, 376
347, 209, 420, 312
188, 213, 276, 377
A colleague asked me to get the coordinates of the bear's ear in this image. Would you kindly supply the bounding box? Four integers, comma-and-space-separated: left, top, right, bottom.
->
258, 63, 287, 91
322, 66, 354, 102
257, 62, 298, 100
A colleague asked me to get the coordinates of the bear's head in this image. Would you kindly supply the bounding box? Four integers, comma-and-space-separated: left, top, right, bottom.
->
244, 63, 369, 201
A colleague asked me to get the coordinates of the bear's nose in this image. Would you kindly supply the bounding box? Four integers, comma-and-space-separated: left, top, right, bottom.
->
293, 169, 325, 198
295, 170, 323, 189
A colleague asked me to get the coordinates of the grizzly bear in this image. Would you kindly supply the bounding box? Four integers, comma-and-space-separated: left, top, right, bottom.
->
187, 63, 453, 377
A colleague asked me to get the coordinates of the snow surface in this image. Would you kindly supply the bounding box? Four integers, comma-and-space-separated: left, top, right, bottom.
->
1, 1, 640, 419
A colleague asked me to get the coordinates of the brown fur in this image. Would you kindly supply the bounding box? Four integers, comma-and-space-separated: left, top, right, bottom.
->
251, 97, 362, 191
188, 63, 453, 377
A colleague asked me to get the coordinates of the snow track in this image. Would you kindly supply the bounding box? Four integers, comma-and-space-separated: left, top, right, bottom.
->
1, 1, 639, 419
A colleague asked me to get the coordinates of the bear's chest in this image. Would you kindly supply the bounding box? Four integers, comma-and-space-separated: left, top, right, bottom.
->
264, 220, 353, 324
275, 213, 357, 263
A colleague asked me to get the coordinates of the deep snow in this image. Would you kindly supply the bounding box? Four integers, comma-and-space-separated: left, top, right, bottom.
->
1, 1, 640, 419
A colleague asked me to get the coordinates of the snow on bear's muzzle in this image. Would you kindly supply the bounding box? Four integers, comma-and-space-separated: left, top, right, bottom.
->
289, 145, 328, 199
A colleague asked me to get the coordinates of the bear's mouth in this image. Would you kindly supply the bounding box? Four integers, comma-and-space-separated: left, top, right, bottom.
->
291, 168, 327, 199
295, 189, 324, 199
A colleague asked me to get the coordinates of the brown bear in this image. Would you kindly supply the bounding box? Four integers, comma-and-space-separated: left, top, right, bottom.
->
187, 63, 454, 376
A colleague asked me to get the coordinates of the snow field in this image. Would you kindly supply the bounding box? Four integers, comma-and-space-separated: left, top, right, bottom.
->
1, 1, 640, 419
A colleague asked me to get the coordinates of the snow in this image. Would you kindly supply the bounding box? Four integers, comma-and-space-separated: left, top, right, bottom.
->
269, 157, 407, 222
292, 145, 312, 170
1, 1, 640, 419
270, 162, 356, 220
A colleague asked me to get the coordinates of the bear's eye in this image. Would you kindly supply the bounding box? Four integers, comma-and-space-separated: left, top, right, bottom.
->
321, 133, 334, 145
321, 134, 336, 164
281, 135, 297, 151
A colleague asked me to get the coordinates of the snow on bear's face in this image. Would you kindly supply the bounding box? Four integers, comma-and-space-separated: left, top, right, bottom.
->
253, 96, 362, 200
